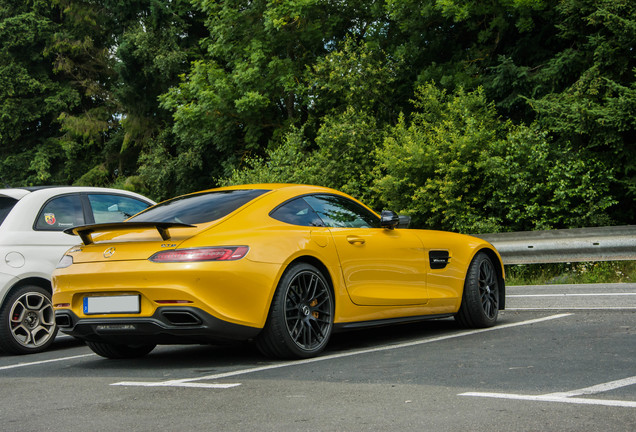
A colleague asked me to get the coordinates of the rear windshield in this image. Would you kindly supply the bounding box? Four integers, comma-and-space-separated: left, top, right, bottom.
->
130, 189, 268, 225
0, 197, 18, 226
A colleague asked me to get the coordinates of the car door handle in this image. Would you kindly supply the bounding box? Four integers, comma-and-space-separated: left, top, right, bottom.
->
347, 236, 366, 245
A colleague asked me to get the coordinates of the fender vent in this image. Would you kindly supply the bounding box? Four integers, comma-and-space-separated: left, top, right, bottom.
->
429, 250, 450, 269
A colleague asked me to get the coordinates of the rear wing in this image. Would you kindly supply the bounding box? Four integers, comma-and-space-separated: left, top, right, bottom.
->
64, 222, 196, 245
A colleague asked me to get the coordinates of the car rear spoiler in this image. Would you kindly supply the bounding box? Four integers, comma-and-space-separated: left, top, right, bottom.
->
64, 222, 196, 245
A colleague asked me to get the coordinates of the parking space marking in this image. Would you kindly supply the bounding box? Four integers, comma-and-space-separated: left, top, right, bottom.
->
112, 313, 572, 389
508, 307, 636, 310
114, 382, 242, 389
508, 293, 636, 297
0, 353, 95, 371
460, 376, 636, 408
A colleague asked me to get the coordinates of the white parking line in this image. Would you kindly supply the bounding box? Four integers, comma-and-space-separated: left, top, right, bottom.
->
508, 293, 636, 297
0, 353, 95, 371
508, 307, 636, 310
112, 313, 572, 388
460, 376, 636, 408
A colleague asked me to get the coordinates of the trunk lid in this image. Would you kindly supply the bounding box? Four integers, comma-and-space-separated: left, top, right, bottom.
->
65, 222, 203, 263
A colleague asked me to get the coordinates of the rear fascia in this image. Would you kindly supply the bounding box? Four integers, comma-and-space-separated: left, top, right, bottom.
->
52, 258, 282, 329
55, 306, 261, 345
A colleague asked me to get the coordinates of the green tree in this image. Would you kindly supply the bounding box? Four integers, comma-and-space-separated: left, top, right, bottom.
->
526, 0, 636, 221
49, 0, 205, 194
375, 84, 616, 232
0, 0, 76, 185
153, 0, 392, 199
225, 107, 383, 205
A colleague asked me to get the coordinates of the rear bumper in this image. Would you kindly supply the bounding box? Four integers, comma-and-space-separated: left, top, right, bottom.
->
55, 306, 261, 345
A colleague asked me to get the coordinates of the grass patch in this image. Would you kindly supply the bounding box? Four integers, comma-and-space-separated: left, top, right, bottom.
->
505, 261, 636, 286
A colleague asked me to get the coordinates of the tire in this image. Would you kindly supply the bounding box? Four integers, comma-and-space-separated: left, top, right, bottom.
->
0, 285, 58, 354
455, 252, 500, 328
256, 263, 334, 359
87, 341, 156, 359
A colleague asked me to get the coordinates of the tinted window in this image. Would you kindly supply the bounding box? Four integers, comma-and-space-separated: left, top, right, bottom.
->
130, 189, 268, 224
88, 194, 151, 223
35, 195, 84, 231
270, 198, 324, 227
0, 197, 18, 226
304, 195, 380, 228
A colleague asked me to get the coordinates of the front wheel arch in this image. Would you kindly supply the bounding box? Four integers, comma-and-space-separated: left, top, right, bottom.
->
477, 248, 506, 310
455, 251, 502, 328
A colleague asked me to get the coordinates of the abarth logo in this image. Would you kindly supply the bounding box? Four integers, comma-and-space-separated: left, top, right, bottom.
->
103, 247, 116, 258
44, 213, 56, 225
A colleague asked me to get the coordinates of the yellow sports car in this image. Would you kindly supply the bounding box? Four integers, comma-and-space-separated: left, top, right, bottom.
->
52, 184, 505, 359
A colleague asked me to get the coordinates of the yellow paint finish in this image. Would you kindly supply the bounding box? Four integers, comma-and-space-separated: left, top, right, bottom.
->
53, 258, 281, 328
53, 184, 505, 334
330, 227, 428, 306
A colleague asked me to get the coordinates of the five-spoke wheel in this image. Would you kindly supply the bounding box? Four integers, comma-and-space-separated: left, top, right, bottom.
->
0, 285, 58, 354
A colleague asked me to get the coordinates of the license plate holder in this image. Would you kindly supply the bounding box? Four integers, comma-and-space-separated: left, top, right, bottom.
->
83, 295, 140, 315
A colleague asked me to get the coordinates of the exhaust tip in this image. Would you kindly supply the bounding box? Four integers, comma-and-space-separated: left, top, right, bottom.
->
56, 314, 72, 327
162, 311, 201, 326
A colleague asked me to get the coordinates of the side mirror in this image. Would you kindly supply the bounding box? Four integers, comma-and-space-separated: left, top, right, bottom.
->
380, 210, 400, 229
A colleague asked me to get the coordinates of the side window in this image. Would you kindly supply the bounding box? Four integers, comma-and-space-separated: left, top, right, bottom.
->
35, 195, 84, 231
87, 194, 151, 223
0, 197, 18, 227
270, 198, 324, 227
304, 195, 380, 228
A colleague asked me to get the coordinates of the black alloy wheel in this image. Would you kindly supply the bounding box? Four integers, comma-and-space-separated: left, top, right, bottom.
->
455, 252, 500, 328
256, 263, 334, 359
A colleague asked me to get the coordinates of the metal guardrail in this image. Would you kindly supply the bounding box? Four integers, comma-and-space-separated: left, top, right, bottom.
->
475, 226, 636, 265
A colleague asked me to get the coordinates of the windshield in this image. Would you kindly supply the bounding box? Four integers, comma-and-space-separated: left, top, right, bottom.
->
130, 189, 268, 225
0, 197, 18, 227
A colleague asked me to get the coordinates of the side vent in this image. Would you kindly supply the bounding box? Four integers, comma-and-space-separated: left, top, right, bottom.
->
429, 250, 450, 269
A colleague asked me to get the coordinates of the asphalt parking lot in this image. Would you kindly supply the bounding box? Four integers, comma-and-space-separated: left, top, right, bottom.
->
1, 283, 635, 432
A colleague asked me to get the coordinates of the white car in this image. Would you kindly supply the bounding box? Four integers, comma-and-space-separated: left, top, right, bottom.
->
0, 186, 154, 354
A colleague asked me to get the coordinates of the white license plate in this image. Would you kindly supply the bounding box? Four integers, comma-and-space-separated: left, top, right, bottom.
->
83, 295, 140, 315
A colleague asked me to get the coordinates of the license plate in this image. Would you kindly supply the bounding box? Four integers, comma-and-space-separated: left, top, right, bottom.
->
83, 295, 140, 315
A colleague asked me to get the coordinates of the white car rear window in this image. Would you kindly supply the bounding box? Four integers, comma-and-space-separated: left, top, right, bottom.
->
0, 197, 18, 226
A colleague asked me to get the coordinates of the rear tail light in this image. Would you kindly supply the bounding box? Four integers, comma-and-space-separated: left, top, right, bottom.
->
149, 246, 249, 263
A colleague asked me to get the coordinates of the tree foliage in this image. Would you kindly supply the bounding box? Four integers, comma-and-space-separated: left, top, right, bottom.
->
1, 0, 633, 231
375, 85, 616, 232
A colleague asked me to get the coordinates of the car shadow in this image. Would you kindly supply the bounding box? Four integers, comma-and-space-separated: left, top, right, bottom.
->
72, 317, 469, 371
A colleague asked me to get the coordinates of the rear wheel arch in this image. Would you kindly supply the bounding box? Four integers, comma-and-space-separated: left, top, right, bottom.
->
257, 259, 335, 358
285, 256, 335, 295
2, 277, 51, 304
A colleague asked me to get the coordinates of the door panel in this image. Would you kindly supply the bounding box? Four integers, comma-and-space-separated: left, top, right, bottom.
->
330, 228, 428, 306
301, 193, 428, 306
